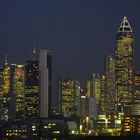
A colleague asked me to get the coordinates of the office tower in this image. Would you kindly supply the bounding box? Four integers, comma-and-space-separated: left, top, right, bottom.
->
115, 16, 134, 113
87, 73, 101, 117
94, 74, 101, 107
106, 56, 116, 114
99, 73, 107, 115
87, 80, 92, 97
24, 60, 39, 119
39, 49, 52, 118
2, 56, 10, 120
121, 104, 140, 135
106, 56, 116, 126
87, 74, 98, 119
58, 77, 80, 116
0, 67, 7, 120
78, 88, 88, 133
9, 64, 25, 119
134, 71, 140, 104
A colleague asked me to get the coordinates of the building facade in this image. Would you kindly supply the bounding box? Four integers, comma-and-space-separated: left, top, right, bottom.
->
58, 77, 80, 116
39, 49, 52, 118
9, 64, 25, 119
24, 60, 39, 119
115, 16, 134, 113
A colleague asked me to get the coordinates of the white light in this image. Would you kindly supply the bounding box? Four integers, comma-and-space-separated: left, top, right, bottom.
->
71, 130, 75, 134
81, 96, 86, 99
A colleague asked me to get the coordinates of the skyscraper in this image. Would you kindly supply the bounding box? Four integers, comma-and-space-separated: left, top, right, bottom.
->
3, 57, 10, 120
99, 73, 107, 115
57, 77, 80, 116
24, 60, 39, 119
105, 55, 116, 127
10, 64, 25, 119
134, 71, 140, 104
115, 16, 134, 113
39, 49, 52, 118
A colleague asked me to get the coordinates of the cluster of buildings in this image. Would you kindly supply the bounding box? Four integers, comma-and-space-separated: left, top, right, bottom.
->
57, 16, 140, 136
0, 16, 140, 139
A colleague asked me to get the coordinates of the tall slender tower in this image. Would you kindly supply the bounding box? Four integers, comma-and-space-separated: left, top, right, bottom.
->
24, 60, 39, 119
39, 49, 52, 118
115, 16, 134, 113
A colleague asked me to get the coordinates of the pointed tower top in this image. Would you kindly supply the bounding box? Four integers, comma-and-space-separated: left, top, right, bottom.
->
4, 54, 8, 67
118, 16, 133, 33
33, 48, 36, 60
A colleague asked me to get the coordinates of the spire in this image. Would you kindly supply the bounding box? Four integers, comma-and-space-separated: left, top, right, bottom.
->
33, 47, 36, 60
4, 54, 8, 67
118, 16, 133, 33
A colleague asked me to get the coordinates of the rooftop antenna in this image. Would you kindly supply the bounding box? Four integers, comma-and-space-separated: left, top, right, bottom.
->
33, 43, 36, 60
4, 54, 8, 67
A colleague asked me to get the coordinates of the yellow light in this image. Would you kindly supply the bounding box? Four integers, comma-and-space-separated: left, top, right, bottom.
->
53, 131, 60, 134
44, 126, 48, 128
80, 125, 82, 133
124, 129, 130, 132
88, 130, 92, 134
71, 130, 75, 134
86, 116, 89, 122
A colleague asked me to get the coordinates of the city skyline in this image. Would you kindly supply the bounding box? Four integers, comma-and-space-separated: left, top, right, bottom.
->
0, 10, 140, 137
0, 1, 140, 85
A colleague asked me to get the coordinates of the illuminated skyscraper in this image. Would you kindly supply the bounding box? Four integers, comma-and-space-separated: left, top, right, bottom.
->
2, 56, 10, 120
39, 49, 52, 118
58, 77, 80, 115
10, 64, 25, 118
24, 60, 39, 119
115, 16, 134, 113
87, 74, 98, 119
105, 55, 116, 127
134, 71, 140, 104
99, 73, 107, 115
94, 74, 101, 106
0, 67, 6, 120
121, 104, 140, 135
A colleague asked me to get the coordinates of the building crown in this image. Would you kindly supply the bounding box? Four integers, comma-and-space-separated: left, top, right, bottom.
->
118, 16, 132, 33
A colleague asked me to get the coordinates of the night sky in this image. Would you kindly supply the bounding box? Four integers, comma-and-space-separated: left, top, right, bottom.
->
0, 1, 140, 98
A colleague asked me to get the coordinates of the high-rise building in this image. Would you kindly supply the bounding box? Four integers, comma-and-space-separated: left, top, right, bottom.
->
57, 77, 80, 116
115, 16, 134, 113
105, 56, 116, 126
0, 66, 7, 120
134, 71, 140, 104
24, 60, 39, 119
87, 74, 98, 119
99, 73, 107, 115
9, 64, 25, 119
39, 49, 52, 118
3, 59, 10, 120
121, 104, 140, 135
94, 74, 101, 107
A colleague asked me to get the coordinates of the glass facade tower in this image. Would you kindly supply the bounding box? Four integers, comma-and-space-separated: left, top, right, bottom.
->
24, 60, 39, 119
115, 16, 134, 113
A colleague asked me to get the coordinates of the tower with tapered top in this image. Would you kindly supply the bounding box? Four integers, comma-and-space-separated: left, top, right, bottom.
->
115, 16, 134, 114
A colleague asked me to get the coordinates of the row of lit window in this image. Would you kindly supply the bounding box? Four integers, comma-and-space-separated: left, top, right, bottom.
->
44, 123, 56, 129
6, 133, 19, 136
6, 129, 27, 132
